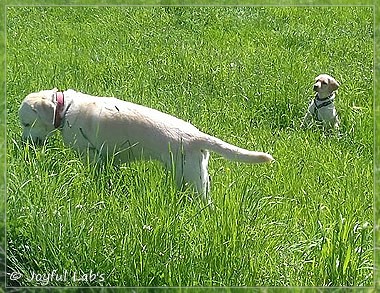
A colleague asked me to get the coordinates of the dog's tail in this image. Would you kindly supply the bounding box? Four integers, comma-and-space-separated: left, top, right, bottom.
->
196, 134, 274, 164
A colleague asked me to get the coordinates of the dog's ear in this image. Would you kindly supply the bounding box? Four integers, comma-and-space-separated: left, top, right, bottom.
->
328, 78, 339, 92
32, 99, 55, 126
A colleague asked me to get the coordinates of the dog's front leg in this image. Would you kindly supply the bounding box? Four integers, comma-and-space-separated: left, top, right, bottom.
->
301, 101, 315, 128
324, 116, 340, 132
334, 115, 340, 130
301, 111, 313, 128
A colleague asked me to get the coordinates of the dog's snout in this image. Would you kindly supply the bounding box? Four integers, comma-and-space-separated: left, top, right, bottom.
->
35, 138, 44, 145
22, 135, 44, 145
313, 84, 319, 91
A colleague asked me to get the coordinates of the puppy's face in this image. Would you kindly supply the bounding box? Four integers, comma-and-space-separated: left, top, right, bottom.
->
313, 74, 339, 97
19, 89, 58, 144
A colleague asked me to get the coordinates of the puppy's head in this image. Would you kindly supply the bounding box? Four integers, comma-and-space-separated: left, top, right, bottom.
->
313, 74, 339, 98
19, 88, 58, 144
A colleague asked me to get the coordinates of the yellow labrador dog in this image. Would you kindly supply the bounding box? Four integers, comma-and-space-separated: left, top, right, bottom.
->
301, 74, 340, 130
19, 88, 273, 205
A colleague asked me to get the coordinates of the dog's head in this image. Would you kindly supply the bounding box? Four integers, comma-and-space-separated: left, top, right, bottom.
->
19, 88, 59, 144
313, 74, 339, 98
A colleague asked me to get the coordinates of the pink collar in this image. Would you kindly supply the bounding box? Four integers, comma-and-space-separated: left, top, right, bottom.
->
54, 92, 65, 128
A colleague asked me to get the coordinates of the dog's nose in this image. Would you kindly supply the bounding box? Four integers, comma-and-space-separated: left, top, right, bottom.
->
34, 137, 44, 145
22, 135, 44, 145
313, 84, 319, 91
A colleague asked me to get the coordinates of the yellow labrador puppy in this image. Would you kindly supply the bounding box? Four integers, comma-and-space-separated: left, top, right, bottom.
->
301, 74, 340, 130
19, 88, 273, 205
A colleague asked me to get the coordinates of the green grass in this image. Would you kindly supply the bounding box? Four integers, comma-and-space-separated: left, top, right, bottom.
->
6, 6, 373, 287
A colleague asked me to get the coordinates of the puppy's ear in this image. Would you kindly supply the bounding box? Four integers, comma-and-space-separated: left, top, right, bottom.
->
32, 99, 55, 126
328, 78, 340, 92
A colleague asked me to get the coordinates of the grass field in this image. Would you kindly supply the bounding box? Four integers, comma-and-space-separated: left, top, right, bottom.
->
6, 6, 373, 287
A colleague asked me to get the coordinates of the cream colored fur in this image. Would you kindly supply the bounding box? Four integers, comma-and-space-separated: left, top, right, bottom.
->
19, 88, 274, 205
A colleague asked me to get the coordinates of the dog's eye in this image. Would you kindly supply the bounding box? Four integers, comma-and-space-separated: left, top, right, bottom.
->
321, 81, 327, 85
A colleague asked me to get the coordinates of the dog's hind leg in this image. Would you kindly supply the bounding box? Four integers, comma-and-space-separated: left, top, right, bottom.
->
179, 150, 212, 206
